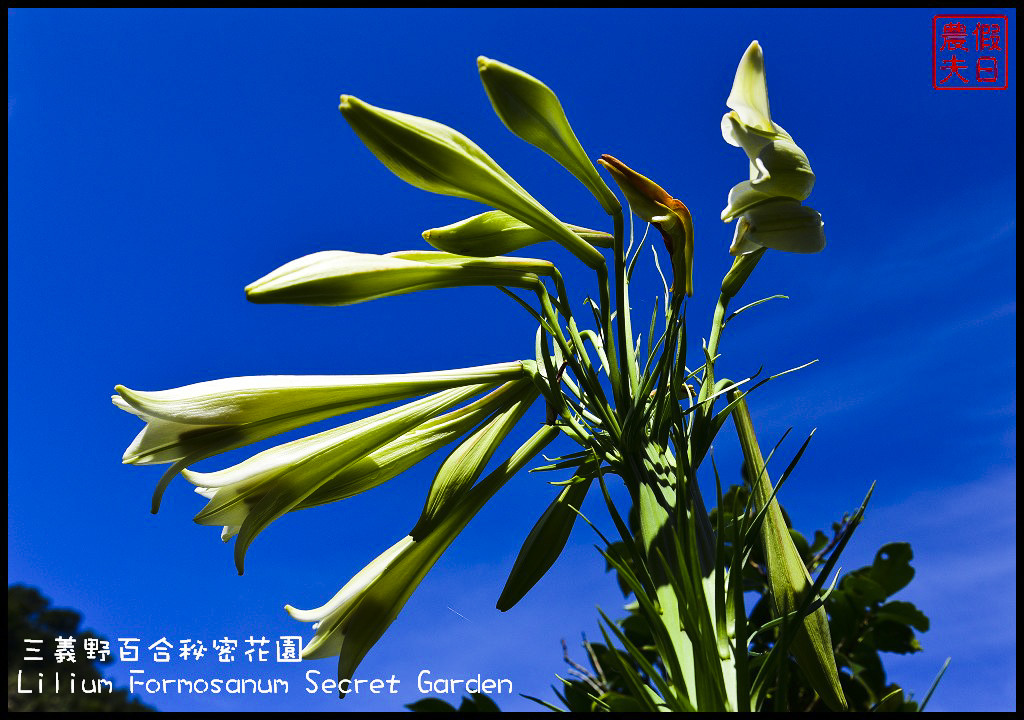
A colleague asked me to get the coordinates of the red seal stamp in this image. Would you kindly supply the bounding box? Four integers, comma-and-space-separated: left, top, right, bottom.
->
934, 15, 1009, 90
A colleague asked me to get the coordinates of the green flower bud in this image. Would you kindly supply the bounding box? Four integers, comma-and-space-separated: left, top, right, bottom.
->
422, 210, 613, 257
477, 57, 620, 215
496, 474, 593, 612
286, 425, 558, 695
300, 379, 535, 509
730, 393, 847, 711
245, 250, 553, 306
339, 95, 604, 269
720, 247, 767, 299
411, 384, 539, 538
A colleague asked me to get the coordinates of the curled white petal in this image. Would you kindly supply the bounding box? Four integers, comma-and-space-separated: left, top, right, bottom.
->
731, 199, 825, 256
726, 40, 772, 132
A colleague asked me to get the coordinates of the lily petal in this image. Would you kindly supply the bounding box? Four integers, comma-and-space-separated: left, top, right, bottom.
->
725, 40, 772, 132
188, 379, 536, 542
735, 199, 825, 255
114, 362, 527, 465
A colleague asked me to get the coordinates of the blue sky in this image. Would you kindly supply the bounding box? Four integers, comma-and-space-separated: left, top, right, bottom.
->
8, 8, 1015, 712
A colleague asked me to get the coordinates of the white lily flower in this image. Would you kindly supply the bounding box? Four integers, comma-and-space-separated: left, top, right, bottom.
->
113, 361, 528, 510
114, 362, 525, 466
720, 41, 815, 221
185, 382, 502, 574
190, 379, 536, 539
721, 41, 825, 256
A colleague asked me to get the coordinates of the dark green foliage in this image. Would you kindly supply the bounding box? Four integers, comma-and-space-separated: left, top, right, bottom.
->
7, 585, 155, 712
823, 543, 928, 711
406, 692, 501, 712
551, 493, 931, 713
407, 486, 934, 712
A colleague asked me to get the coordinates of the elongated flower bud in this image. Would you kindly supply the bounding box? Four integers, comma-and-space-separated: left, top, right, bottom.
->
496, 474, 593, 611
194, 379, 538, 543
286, 425, 558, 694
113, 361, 528, 510
189, 383, 495, 575
245, 250, 553, 306
477, 57, 620, 215
411, 385, 539, 538
599, 155, 694, 296
720, 247, 767, 299
423, 210, 612, 257
339, 95, 604, 269
729, 392, 847, 711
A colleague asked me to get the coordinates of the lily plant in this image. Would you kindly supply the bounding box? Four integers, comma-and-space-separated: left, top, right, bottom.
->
115, 41, 871, 711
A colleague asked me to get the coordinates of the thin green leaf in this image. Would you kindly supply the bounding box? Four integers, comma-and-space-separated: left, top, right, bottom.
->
724, 294, 788, 325
918, 657, 951, 711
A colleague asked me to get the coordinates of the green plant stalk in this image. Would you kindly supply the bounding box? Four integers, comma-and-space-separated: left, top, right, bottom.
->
729, 393, 847, 711
613, 210, 639, 408
596, 263, 623, 412
699, 295, 730, 411
532, 283, 617, 442
550, 271, 620, 438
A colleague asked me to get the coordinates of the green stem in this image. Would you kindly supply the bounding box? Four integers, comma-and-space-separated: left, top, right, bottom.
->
729, 392, 847, 711
613, 211, 638, 408
597, 263, 623, 413
550, 271, 620, 438
698, 294, 730, 412
533, 283, 620, 442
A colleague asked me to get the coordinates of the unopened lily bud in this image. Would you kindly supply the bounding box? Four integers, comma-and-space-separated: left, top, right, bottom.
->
729, 199, 824, 256
245, 250, 553, 306
423, 210, 613, 257
188, 382, 496, 574
477, 57, 620, 215
599, 155, 693, 296
113, 361, 527, 510
339, 96, 604, 269
720, 247, 767, 299
496, 475, 593, 611
286, 425, 557, 694
411, 384, 539, 538
194, 379, 537, 545
730, 392, 847, 711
